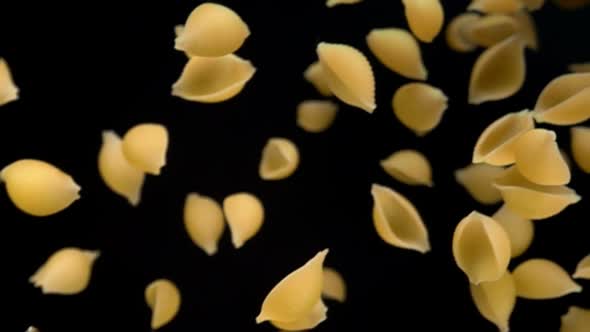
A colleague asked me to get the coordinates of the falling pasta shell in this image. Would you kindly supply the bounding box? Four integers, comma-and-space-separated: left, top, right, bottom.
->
446, 13, 480, 52
184, 193, 225, 255
573, 255, 590, 279
322, 267, 347, 302
392, 83, 448, 136
0, 58, 18, 106
223, 192, 264, 248
303, 62, 333, 97
468, 0, 525, 13
492, 204, 534, 258
402, 0, 445, 43
122, 123, 169, 175
469, 271, 516, 332
466, 14, 518, 48
145, 279, 181, 329
259, 138, 300, 180
533, 72, 590, 125
454, 163, 505, 205
380, 150, 433, 187
513, 258, 582, 299
560, 307, 590, 332
296, 100, 338, 133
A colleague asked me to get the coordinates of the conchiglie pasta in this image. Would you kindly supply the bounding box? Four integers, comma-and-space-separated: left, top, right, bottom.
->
561, 307, 590, 332
0, 58, 18, 106
533, 72, 590, 125
468, 0, 524, 13
446, 13, 480, 52
259, 138, 300, 180
402, 0, 445, 43
184, 193, 225, 255
513, 129, 570, 185
122, 123, 169, 175
380, 150, 433, 187
303, 62, 333, 97
145, 279, 181, 329
322, 267, 347, 302
392, 83, 448, 136
513, 259, 582, 299
223, 192, 264, 248
326, 0, 363, 7
573, 255, 590, 279
466, 14, 518, 48
454, 163, 505, 205
492, 204, 534, 258
469, 271, 516, 332
296, 100, 338, 133
569, 62, 590, 73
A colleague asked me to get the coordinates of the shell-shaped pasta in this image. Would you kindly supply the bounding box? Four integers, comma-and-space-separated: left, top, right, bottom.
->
492, 205, 534, 258
472, 110, 534, 165
469, 271, 516, 332
466, 14, 518, 48
392, 83, 448, 136
0, 58, 18, 106
513, 259, 582, 299
98, 131, 145, 206
259, 138, 300, 180
561, 307, 590, 332
174, 3, 250, 57
454, 163, 505, 205
0, 159, 81, 216
223, 192, 264, 248
296, 100, 338, 133
184, 193, 225, 255
513, 129, 570, 185
303, 62, 333, 97
172, 54, 256, 103
366, 28, 427, 80
29, 248, 99, 295
322, 267, 346, 302
122, 123, 169, 175
316, 42, 376, 112
446, 13, 480, 53
272, 299, 328, 331
145, 279, 181, 329
512, 10, 538, 50
468, 0, 525, 13
370, 184, 430, 253
573, 255, 590, 279
553, 0, 590, 10
380, 150, 433, 187
326, 0, 363, 7
533, 73, 590, 125
469, 36, 526, 104
569, 63, 590, 73
402, 0, 444, 43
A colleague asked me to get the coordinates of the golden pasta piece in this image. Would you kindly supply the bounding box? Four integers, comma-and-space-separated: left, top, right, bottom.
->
402, 0, 445, 43
454, 163, 504, 205
533, 73, 590, 125
145, 279, 181, 329
326, 0, 363, 7
522, 0, 545, 9
446, 13, 480, 53
366, 28, 427, 80
472, 110, 534, 165
223, 192, 264, 248
569, 63, 590, 73
1, 159, 81, 216
172, 54, 256, 103
392, 83, 448, 136
469, 36, 526, 104
322, 268, 346, 302
469, 271, 516, 332
296, 100, 338, 133
316, 42, 376, 112
184, 193, 225, 255
259, 138, 300, 180
512, 10, 539, 50
174, 3, 250, 57
513, 129, 570, 185
466, 14, 518, 48
553, 0, 590, 10
380, 150, 433, 187
573, 255, 590, 279
513, 259, 582, 299
303, 62, 333, 97
492, 204, 533, 258
30, 247, 99, 295
0, 58, 18, 106
98, 131, 145, 206
561, 307, 590, 332
468, 0, 525, 13
271, 299, 328, 331
371, 183, 430, 253
122, 123, 169, 175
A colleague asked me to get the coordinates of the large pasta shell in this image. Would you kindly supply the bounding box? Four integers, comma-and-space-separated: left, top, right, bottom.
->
468, 0, 525, 13
513, 259, 582, 299
455, 163, 505, 205
184, 193, 225, 255
296, 100, 338, 133
402, 0, 444, 43
145, 279, 181, 329
366, 28, 427, 80
392, 83, 448, 136
469, 271, 516, 332
259, 138, 300, 180
446, 13, 480, 53
513, 129, 570, 185
122, 123, 169, 175
466, 14, 518, 48
492, 204, 534, 258
573, 255, 590, 279
303, 62, 333, 97
223, 192, 264, 248
380, 150, 433, 187
0, 58, 18, 106
533, 73, 590, 125
561, 307, 590, 332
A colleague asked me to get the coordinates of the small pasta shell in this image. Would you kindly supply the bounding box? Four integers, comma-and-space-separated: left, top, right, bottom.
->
513, 258, 582, 299
322, 267, 346, 302
371, 184, 430, 253
492, 204, 534, 258
573, 255, 590, 279
380, 150, 433, 187
454, 163, 505, 205
303, 62, 333, 97
392, 83, 448, 136
468, 0, 525, 13
122, 123, 169, 175
316, 42, 376, 112
29, 247, 99, 295
512, 10, 539, 50
513, 129, 570, 185
446, 13, 480, 53
561, 307, 590, 332
569, 62, 590, 73
272, 299, 328, 331
366, 28, 428, 80
172, 54, 256, 103
326, 0, 363, 7
1, 159, 81, 216
469, 271, 516, 332
533, 72, 590, 125
259, 138, 300, 180
223, 192, 264, 248
466, 14, 518, 48
174, 3, 249, 57
145, 279, 181, 329
296, 100, 338, 133
469, 36, 526, 104
0, 58, 18, 106
402, 0, 445, 43
183, 193, 225, 255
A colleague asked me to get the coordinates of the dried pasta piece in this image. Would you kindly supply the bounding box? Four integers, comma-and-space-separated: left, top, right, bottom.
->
174, 3, 250, 57
466, 14, 518, 48
184, 193, 225, 255
145, 279, 181, 329
316, 42, 376, 112
468, 0, 525, 13
322, 267, 346, 302
522, 0, 545, 9
492, 205, 533, 258
454, 163, 504, 205
573, 255, 590, 279
370, 183, 430, 253
326, 0, 363, 7
472, 110, 534, 165
561, 307, 590, 332
259, 138, 300, 180
380, 150, 433, 187
446, 13, 480, 53
512, 10, 538, 50
513, 259, 582, 299
513, 129, 570, 185
469, 36, 526, 104
172, 54, 256, 103
30, 247, 99, 295
402, 0, 445, 43
223, 192, 264, 248
533, 73, 590, 125
392, 83, 448, 136
303, 62, 333, 97
122, 123, 169, 175
469, 271, 516, 332
0, 58, 18, 106
553, 0, 590, 10
98, 131, 145, 206
296, 100, 338, 133
272, 299, 327, 331
569, 63, 590, 73
1, 159, 81, 216
366, 28, 427, 80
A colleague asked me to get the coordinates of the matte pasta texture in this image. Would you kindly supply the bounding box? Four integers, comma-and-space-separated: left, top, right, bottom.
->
303, 62, 333, 97
402, 0, 445, 43
560, 307, 590, 332
513, 259, 582, 299
468, 0, 524, 13
533, 72, 590, 125
492, 204, 534, 258
446, 13, 480, 52
322, 267, 347, 302
455, 163, 505, 205
223, 192, 264, 248
122, 123, 169, 175
296, 100, 338, 133
145, 279, 181, 329
573, 255, 590, 279
184, 193, 225, 255
392, 83, 448, 136
513, 129, 570, 185
259, 138, 300, 180
469, 271, 516, 332
380, 150, 433, 187
0, 58, 19, 106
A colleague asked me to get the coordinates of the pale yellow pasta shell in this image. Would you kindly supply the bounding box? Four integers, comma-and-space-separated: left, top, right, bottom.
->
326, 0, 363, 7
271, 299, 327, 331
469, 271, 516, 332
259, 138, 300, 180
145, 279, 181, 329
454, 163, 505, 205
569, 62, 590, 73
402, 0, 445, 43
492, 204, 534, 258
512, 10, 538, 50
513, 258, 582, 299
468, 0, 525, 13
380, 150, 433, 187
513, 129, 570, 185
0, 58, 18, 106
561, 307, 590, 332
466, 14, 518, 48
322, 267, 346, 302
446, 13, 480, 53
122, 123, 169, 175
522, 0, 545, 9
223, 192, 264, 248
573, 254, 590, 279
303, 62, 333, 97
366, 28, 427, 80
184, 193, 225, 255
392, 83, 448, 136
533, 72, 590, 125
296, 100, 338, 133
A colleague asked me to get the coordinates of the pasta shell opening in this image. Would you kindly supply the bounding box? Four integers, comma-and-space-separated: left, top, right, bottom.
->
259, 138, 300, 180
322, 267, 347, 303
469, 271, 516, 332
446, 13, 480, 53
561, 306, 590, 332
145, 279, 181, 329
184, 193, 225, 255
454, 163, 505, 205
468, 0, 524, 13
392, 83, 448, 136
533, 73, 590, 125
296, 100, 339, 133
326, 0, 363, 7
466, 14, 518, 48
513, 129, 570, 185
303, 62, 333, 97
223, 192, 264, 248
492, 204, 534, 258
122, 123, 169, 175
0, 58, 19, 106
513, 258, 582, 299
402, 0, 445, 43
380, 150, 433, 187
573, 255, 590, 279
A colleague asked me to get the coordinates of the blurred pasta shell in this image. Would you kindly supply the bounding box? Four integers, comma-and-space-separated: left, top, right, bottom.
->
145, 279, 181, 329
561, 307, 590, 332
402, 0, 445, 43
513, 129, 570, 185
392, 83, 448, 136
303, 62, 333, 96
0, 58, 18, 106
468, 0, 524, 13
322, 267, 346, 302
492, 204, 534, 258
223, 192, 264, 248
469, 271, 516, 332
466, 14, 518, 48
533, 73, 590, 125
569, 62, 590, 73
259, 138, 300, 180
380, 150, 433, 187
184, 193, 225, 255
512, 10, 538, 50
513, 259, 582, 299
296, 100, 338, 133
272, 299, 327, 331
573, 255, 590, 279
446, 13, 480, 52
326, 0, 363, 6
122, 123, 169, 175
455, 163, 504, 205
522, 0, 545, 9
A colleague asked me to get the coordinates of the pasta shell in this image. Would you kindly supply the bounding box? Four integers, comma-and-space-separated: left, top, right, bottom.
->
326, 0, 363, 7
30, 248, 99, 295
322, 267, 347, 302
0, 159, 81, 216
223, 192, 264, 248
569, 62, 590, 73
184, 193, 225, 255
392, 83, 448, 136
145, 279, 181, 329
454, 163, 505, 205
561, 307, 590, 332
303, 62, 333, 97
172, 54, 256, 103
492, 204, 534, 258
513, 258, 582, 299
259, 138, 300, 180
316, 42, 376, 112
533, 73, 590, 125
469, 36, 526, 104
0, 58, 18, 106
380, 150, 433, 187
174, 3, 250, 57
402, 0, 445, 43
466, 14, 518, 48
122, 123, 169, 175
573, 255, 590, 279
513, 129, 570, 185
553, 0, 590, 10
98, 131, 145, 206
469, 271, 516, 332
271, 299, 327, 331
370, 183, 430, 253
522, 0, 545, 9
446, 13, 480, 53
468, 0, 525, 13
296, 100, 338, 133
366, 28, 428, 80
472, 110, 534, 165
512, 10, 538, 50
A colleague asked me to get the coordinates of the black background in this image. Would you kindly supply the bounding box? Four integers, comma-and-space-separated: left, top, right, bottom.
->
0, 0, 589, 331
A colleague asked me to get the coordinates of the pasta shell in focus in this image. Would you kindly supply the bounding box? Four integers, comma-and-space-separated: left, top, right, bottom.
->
573, 255, 590, 279
446, 13, 480, 53
470, 271, 516, 332
0, 58, 18, 106
303, 62, 333, 97
296, 100, 338, 133
272, 299, 327, 331
223, 192, 264, 248
371, 184, 431, 253
513, 129, 570, 185
468, 0, 524, 13
259, 138, 300, 180
172, 54, 256, 103
322, 267, 346, 302
122, 123, 169, 175
402, 0, 445, 43
561, 307, 590, 332
493, 204, 534, 258
513, 259, 582, 299
1, 159, 81, 216
326, 0, 363, 7
30, 248, 99, 295
454, 163, 505, 205
184, 193, 225, 255
512, 10, 538, 50
145, 279, 181, 329
366, 28, 428, 80
466, 14, 518, 48
533, 73, 590, 125
569, 63, 590, 73
392, 83, 448, 136
380, 150, 433, 187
